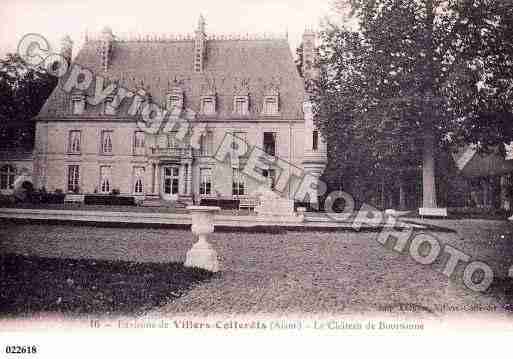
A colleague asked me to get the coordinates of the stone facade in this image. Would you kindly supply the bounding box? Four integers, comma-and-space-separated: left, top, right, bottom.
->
31, 18, 327, 204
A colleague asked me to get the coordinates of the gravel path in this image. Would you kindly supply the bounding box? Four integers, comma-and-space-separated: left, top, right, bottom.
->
1, 219, 513, 318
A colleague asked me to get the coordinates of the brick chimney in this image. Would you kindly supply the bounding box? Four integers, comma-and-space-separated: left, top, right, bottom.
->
301, 28, 317, 81
100, 26, 114, 72
194, 15, 207, 73
60, 35, 73, 63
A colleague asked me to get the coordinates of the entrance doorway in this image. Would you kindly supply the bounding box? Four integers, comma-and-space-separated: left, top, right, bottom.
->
162, 166, 180, 201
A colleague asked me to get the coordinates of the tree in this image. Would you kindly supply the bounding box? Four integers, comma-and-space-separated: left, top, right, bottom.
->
0, 53, 57, 149
313, 0, 513, 209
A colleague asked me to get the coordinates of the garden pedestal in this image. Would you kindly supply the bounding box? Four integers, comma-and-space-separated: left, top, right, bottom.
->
185, 206, 221, 272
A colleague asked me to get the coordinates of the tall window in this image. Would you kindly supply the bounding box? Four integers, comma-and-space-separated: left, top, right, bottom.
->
134, 131, 145, 155
101, 131, 113, 154
232, 168, 245, 196
200, 131, 213, 156
233, 132, 248, 156
67, 165, 79, 192
68, 130, 81, 154
234, 96, 249, 115
199, 168, 212, 195
99, 166, 112, 194
312, 130, 319, 151
133, 167, 144, 194
0, 164, 16, 190
263, 97, 279, 115
263, 132, 276, 156
263, 169, 276, 190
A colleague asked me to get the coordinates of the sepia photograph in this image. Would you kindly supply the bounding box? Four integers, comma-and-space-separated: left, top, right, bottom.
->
1, 0, 513, 356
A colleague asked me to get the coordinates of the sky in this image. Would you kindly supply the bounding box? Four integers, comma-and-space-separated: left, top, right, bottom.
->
0, 0, 335, 59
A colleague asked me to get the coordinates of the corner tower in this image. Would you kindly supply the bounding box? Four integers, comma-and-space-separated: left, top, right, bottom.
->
100, 26, 114, 72
300, 29, 327, 208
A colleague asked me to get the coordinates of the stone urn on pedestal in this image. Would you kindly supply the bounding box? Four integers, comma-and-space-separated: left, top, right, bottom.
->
185, 206, 221, 272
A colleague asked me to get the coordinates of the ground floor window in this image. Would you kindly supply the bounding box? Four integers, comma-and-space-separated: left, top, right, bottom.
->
262, 168, 276, 190
0, 164, 16, 190
200, 168, 212, 195
133, 167, 145, 194
163, 166, 179, 195
312, 130, 319, 151
99, 166, 112, 194
232, 168, 245, 196
67, 165, 80, 192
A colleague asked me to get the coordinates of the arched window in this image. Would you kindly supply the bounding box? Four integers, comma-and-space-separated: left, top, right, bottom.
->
0, 164, 16, 190
133, 167, 144, 194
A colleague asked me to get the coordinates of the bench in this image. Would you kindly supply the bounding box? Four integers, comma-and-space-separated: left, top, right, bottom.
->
238, 196, 260, 211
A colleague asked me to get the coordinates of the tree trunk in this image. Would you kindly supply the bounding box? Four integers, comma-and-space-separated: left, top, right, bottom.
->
399, 175, 406, 210
421, 0, 438, 209
381, 176, 385, 209
422, 130, 437, 208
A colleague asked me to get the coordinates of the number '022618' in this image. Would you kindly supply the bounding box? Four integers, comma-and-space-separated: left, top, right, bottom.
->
4, 345, 38, 354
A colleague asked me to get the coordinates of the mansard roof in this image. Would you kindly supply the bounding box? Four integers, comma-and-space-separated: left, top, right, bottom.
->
39, 36, 305, 120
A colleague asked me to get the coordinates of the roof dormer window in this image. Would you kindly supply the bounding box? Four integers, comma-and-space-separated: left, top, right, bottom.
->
104, 94, 116, 115
201, 95, 216, 115
263, 96, 279, 116
128, 88, 149, 116
262, 85, 280, 116
166, 87, 184, 113
71, 91, 86, 115
234, 95, 249, 116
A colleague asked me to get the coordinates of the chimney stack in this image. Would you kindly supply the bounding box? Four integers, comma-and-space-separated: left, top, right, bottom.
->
194, 15, 207, 73
60, 35, 73, 63
301, 28, 317, 81
100, 26, 115, 72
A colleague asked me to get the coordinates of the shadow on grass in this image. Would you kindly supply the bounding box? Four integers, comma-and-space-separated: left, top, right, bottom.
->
400, 220, 458, 233
0, 254, 214, 317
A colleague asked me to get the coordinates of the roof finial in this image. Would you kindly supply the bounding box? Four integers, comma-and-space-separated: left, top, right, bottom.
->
197, 14, 206, 34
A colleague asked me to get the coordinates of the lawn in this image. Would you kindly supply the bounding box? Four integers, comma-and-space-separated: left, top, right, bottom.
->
0, 254, 212, 317
1, 218, 513, 318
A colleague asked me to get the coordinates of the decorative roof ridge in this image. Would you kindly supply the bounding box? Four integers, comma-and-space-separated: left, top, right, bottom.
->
84, 31, 288, 43
85, 33, 195, 43
206, 33, 288, 41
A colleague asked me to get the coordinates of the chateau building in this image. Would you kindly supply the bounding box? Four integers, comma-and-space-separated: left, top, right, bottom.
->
28, 17, 328, 204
